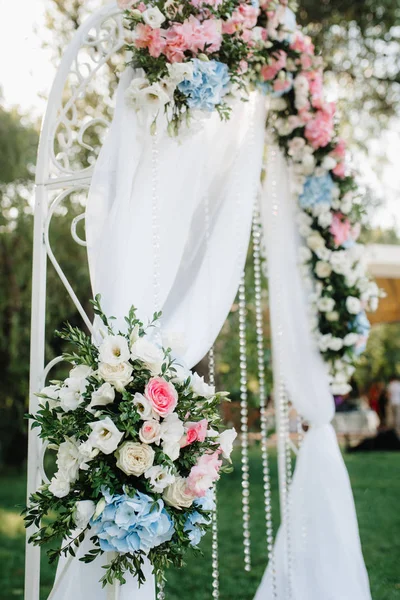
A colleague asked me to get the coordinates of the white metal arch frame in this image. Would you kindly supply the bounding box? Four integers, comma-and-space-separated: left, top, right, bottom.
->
25, 4, 123, 599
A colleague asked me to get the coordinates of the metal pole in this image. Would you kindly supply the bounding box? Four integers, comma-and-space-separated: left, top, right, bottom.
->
24, 184, 48, 600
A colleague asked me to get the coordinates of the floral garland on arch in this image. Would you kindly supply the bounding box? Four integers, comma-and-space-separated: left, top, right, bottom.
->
250, 0, 383, 395
24, 298, 236, 586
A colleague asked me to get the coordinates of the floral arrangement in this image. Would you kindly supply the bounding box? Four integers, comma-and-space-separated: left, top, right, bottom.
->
249, 0, 382, 394
118, 0, 260, 133
24, 297, 236, 586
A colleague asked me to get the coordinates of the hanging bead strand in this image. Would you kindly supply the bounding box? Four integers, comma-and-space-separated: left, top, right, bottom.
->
252, 204, 277, 597
209, 347, 220, 600
151, 130, 161, 314
238, 274, 251, 572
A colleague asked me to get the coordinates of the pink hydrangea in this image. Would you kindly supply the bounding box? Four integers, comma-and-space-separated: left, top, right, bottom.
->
134, 24, 166, 58
332, 161, 346, 178
232, 4, 259, 29
273, 78, 292, 94
304, 104, 335, 149
305, 70, 324, 109
186, 451, 222, 497
180, 419, 208, 448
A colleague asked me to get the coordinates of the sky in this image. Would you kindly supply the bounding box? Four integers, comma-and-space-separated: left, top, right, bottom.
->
0, 0, 399, 231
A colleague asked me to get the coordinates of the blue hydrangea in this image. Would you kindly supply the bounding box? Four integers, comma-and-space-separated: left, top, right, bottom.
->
351, 311, 371, 356
178, 59, 230, 112
184, 490, 215, 547
299, 174, 334, 210
91, 490, 174, 554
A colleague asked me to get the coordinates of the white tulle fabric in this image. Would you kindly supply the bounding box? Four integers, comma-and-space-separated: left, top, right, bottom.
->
255, 147, 372, 600
49, 71, 266, 599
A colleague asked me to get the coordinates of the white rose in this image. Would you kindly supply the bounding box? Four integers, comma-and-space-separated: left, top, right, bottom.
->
88, 382, 115, 412
142, 6, 166, 28
74, 500, 95, 529
315, 247, 332, 262
326, 311, 339, 322
191, 372, 215, 399
317, 297, 335, 313
315, 261, 332, 279
319, 334, 333, 352
299, 246, 312, 263
115, 441, 155, 476
49, 472, 70, 498
301, 153, 315, 175
98, 335, 130, 366
328, 337, 344, 351
346, 296, 362, 315
130, 337, 164, 375
218, 428, 237, 462
330, 383, 351, 395
307, 232, 325, 252
344, 333, 359, 346
145, 465, 175, 493
132, 392, 156, 420
167, 62, 194, 83
88, 417, 124, 454
139, 420, 161, 445
98, 362, 133, 392
163, 477, 195, 510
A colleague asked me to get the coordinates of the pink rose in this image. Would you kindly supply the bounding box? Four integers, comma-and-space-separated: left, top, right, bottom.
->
186, 451, 222, 497
145, 377, 178, 417
330, 213, 352, 247
139, 420, 161, 444
180, 419, 208, 448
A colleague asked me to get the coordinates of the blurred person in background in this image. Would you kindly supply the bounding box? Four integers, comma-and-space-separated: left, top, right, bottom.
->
387, 375, 400, 437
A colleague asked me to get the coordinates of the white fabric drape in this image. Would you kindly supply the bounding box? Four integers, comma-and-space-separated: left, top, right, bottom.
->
255, 146, 372, 600
50, 73, 266, 599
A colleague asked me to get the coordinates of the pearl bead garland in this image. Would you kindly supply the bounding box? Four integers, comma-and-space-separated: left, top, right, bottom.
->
252, 203, 277, 597
238, 273, 251, 572
151, 130, 161, 313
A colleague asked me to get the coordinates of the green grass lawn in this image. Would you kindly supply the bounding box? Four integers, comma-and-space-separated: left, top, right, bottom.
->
1, 449, 399, 600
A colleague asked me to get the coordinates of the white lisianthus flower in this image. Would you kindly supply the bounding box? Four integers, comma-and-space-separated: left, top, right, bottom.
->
74, 500, 95, 529
191, 372, 215, 399
307, 232, 325, 253
163, 477, 195, 510
218, 428, 237, 462
88, 382, 115, 412
167, 62, 194, 83
326, 311, 339, 322
344, 333, 359, 346
160, 413, 185, 461
98, 362, 133, 392
93, 497, 106, 520
39, 384, 60, 409
134, 83, 171, 111
49, 472, 70, 498
341, 197, 353, 215
318, 334, 333, 352
288, 137, 306, 158
130, 337, 164, 375
69, 365, 93, 381
328, 337, 344, 351
88, 417, 124, 455
317, 297, 335, 313
125, 76, 150, 107
369, 296, 379, 312
129, 324, 140, 347
57, 438, 81, 481
315, 247, 332, 262
346, 296, 362, 315
145, 465, 175, 493
169, 362, 191, 384
58, 386, 84, 412
98, 335, 130, 366
315, 261, 332, 279
139, 420, 161, 445
78, 440, 99, 470
115, 441, 155, 476
142, 6, 166, 28
330, 251, 351, 275
132, 392, 156, 420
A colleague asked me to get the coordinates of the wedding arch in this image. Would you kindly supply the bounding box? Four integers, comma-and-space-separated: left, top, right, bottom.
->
26, 2, 373, 600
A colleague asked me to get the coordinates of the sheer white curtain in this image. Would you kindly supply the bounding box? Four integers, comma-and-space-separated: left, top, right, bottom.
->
255, 146, 372, 600
49, 73, 267, 600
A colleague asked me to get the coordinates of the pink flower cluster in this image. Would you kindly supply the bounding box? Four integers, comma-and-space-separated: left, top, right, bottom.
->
330, 213, 360, 247
134, 16, 223, 62
180, 419, 208, 448
304, 103, 336, 149
145, 377, 178, 416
